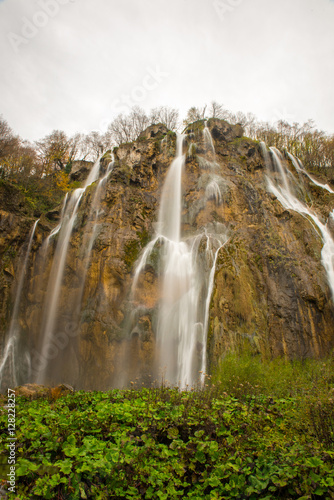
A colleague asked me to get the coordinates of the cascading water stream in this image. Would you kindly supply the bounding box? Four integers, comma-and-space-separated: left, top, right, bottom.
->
206, 179, 222, 205
36, 157, 102, 383
201, 230, 228, 384
263, 145, 334, 300
287, 152, 334, 194
157, 135, 184, 242
0, 219, 39, 389
73, 158, 115, 320
270, 147, 292, 195
36, 192, 69, 282
203, 122, 215, 154
82, 159, 115, 259
130, 130, 228, 388
47, 192, 69, 243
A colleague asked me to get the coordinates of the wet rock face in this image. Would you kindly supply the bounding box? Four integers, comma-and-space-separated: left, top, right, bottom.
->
70, 160, 94, 182
1, 120, 334, 390
209, 118, 243, 143
0, 181, 37, 340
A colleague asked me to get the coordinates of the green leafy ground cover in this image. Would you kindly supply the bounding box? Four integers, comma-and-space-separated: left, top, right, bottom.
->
0, 354, 334, 499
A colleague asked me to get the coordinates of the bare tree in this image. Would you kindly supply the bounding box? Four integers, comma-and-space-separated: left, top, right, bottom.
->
108, 114, 133, 145
80, 131, 109, 160
68, 133, 82, 163
208, 101, 231, 120
149, 106, 179, 130
130, 106, 150, 138
183, 106, 207, 127
107, 107, 150, 145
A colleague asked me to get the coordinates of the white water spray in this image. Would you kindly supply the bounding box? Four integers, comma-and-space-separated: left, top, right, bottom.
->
264, 146, 334, 300
206, 179, 222, 205
74, 158, 115, 315
287, 152, 334, 194
0, 219, 39, 388
130, 130, 228, 388
203, 122, 215, 154
36, 157, 102, 383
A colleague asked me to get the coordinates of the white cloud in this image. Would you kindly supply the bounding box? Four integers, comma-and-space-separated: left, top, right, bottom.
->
0, 0, 333, 141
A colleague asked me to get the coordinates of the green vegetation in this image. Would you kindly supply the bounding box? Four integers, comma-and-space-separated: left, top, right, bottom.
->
124, 229, 152, 270
229, 137, 254, 147
123, 239, 140, 270
183, 119, 206, 136
212, 351, 334, 400
16, 178, 67, 216
0, 354, 333, 499
136, 228, 150, 248
0, 177, 66, 217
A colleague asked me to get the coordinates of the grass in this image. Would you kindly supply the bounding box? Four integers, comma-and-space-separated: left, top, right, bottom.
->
212, 351, 334, 400
0, 354, 333, 499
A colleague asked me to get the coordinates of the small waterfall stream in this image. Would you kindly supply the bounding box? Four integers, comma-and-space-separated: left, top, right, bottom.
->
287, 152, 334, 194
36, 157, 102, 383
47, 193, 69, 243
203, 122, 215, 154
71, 158, 115, 329
262, 144, 334, 300
0, 219, 39, 389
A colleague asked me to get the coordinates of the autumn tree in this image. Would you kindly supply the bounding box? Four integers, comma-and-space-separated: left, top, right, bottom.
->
0, 116, 42, 181
0, 116, 20, 160
35, 130, 81, 174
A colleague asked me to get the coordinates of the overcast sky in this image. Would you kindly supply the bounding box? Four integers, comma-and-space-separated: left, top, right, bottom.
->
0, 0, 333, 142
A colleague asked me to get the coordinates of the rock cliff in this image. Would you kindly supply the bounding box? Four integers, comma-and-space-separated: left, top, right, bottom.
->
1, 120, 334, 390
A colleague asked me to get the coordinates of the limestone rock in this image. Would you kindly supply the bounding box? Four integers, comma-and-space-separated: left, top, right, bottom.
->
14, 383, 50, 399
70, 160, 94, 182
1, 120, 334, 390
9, 383, 74, 399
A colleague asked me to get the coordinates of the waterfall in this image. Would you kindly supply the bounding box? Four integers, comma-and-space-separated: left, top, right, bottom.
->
205, 178, 222, 205
203, 122, 215, 154
260, 141, 272, 171
130, 130, 228, 389
287, 152, 334, 194
35, 157, 102, 384
263, 145, 334, 300
0, 219, 39, 389
201, 230, 227, 385
188, 142, 196, 156
270, 147, 292, 195
157, 135, 184, 242
46, 192, 69, 243
71, 158, 115, 324
161, 135, 168, 151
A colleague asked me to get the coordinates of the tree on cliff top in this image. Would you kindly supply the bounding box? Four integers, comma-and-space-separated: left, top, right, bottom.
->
35, 130, 81, 174
108, 107, 150, 145
0, 116, 20, 160
108, 106, 179, 145
149, 106, 179, 131
0, 116, 42, 181
77, 131, 112, 161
